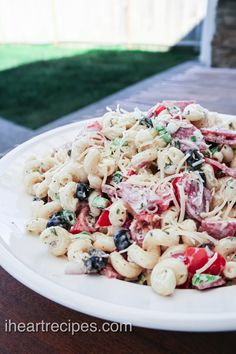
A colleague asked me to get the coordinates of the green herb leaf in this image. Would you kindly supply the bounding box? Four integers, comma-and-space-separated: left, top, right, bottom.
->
61, 210, 76, 226
112, 172, 123, 184
192, 273, 221, 287
92, 196, 109, 209
174, 141, 181, 149
161, 132, 171, 143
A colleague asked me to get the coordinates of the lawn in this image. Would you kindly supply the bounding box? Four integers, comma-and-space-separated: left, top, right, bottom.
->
0, 45, 196, 129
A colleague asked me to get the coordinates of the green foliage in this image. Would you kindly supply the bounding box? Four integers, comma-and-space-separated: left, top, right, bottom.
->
0, 45, 196, 129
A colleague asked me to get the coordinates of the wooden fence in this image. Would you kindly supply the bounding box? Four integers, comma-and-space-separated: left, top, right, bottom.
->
0, 0, 207, 47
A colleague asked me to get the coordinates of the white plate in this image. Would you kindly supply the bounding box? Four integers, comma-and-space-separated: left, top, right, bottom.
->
1, 115, 236, 332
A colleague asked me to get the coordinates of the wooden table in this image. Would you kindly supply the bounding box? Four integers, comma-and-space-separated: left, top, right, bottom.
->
0, 266, 235, 354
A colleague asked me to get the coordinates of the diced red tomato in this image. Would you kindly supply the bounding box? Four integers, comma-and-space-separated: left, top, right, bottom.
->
96, 210, 111, 228
206, 253, 226, 275
184, 247, 209, 274
172, 176, 183, 202
127, 169, 137, 177
153, 104, 166, 117
184, 247, 226, 275
147, 104, 166, 118
70, 207, 97, 234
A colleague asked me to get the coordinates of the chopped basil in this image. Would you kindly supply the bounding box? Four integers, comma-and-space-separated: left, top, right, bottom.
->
112, 172, 123, 184
204, 149, 211, 158
113, 138, 121, 146
152, 121, 171, 143
191, 135, 197, 142
138, 274, 148, 285
192, 273, 220, 287
51, 228, 58, 236
139, 116, 153, 128
72, 231, 91, 239
61, 210, 76, 226
153, 121, 165, 132
209, 143, 219, 154
226, 178, 234, 186
54, 194, 60, 202
186, 149, 203, 170
92, 196, 109, 209
165, 161, 172, 168
160, 132, 171, 143
174, 140, 181, 149
110, 139, 129, 153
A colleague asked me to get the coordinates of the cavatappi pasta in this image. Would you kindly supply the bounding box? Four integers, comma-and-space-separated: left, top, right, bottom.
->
24, 101, 236, 296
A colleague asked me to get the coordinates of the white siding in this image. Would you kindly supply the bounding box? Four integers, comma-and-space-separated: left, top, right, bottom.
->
0, 0, 207, 46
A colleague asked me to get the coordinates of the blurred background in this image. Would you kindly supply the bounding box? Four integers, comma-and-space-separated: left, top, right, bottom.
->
0, 0, 235, 133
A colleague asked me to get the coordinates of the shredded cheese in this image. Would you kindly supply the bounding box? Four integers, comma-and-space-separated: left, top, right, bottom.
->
200, 200, 227, 218
169, 183, 180, 211
178, 184, 186, 223
223, 194, 236, 219
178, 229, 218, 245
192, 159, 204, 168
196, 252, 218, 274
176, 153, 191, 174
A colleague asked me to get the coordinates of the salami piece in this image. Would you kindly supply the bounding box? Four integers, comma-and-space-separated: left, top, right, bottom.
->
186, 182, 211, 221
205, 158, 236, 178
201, 128, 236, 138
173, 176, 212, 221
201, 128, 236, 145
118, 182, 172, 214
200, 219, 236, 239
162, 100, 195, 112
129, 214, 160, 245
86, 120, 102, 131
100, 264, 124, 280
172, 124, 207, 152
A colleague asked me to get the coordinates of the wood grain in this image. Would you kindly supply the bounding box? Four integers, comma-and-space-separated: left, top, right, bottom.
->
0, 267, 235, 354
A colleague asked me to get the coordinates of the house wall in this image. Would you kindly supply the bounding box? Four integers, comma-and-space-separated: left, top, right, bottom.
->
212, 0, 236, 67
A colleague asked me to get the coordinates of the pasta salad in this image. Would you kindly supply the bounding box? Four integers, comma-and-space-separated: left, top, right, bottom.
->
24, 100, 236, 296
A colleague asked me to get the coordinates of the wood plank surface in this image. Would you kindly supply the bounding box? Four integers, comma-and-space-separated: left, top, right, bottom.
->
1, 266, 236, 354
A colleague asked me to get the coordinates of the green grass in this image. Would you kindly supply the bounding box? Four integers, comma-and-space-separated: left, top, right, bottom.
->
0, 45, 196, 129
0, 44, 117, 72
